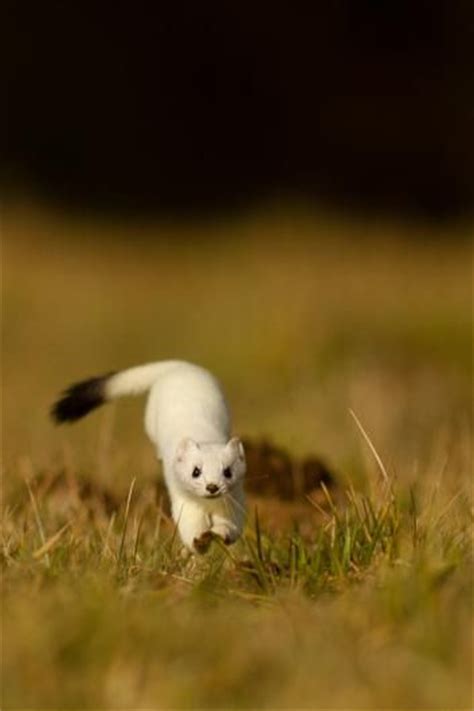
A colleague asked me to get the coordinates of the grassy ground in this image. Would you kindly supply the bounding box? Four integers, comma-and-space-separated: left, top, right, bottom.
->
2, 200, 473, 709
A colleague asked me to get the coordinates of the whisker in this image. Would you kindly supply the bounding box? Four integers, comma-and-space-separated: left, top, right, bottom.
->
221, 489, 233, 523
225, 489, 248, 521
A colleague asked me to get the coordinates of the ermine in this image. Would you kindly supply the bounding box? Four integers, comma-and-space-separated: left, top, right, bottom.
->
51, 360, 246, 552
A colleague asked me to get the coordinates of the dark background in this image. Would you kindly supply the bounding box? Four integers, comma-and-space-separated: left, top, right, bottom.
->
4, 1, 474, 217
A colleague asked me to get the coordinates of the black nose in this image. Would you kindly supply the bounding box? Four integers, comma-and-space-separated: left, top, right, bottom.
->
206, 483, 219, 494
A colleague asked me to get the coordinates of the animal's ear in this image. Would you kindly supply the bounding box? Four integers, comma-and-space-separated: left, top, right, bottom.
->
226, 436, 245, 461
175, 437, 200, 462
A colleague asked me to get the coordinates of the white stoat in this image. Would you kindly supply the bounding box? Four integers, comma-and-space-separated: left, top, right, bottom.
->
51, 360, 246, 551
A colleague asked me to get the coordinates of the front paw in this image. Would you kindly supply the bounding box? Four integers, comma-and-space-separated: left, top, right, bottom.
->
193, 530, 214, 554
211, 524, 239, 546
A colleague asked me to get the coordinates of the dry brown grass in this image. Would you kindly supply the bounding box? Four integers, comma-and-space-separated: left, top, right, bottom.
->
2, 199, 472, 709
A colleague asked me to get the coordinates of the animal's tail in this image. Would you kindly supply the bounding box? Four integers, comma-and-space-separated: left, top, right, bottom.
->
51, 361, 179, 423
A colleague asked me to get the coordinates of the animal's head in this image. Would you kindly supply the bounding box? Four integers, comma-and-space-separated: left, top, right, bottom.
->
173, 437, 246, 499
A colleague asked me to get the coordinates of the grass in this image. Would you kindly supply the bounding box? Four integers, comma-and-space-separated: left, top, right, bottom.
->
2, 199, 473, 709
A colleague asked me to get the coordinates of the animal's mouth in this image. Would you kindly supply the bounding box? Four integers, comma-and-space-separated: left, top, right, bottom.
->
204, 492, 221, 499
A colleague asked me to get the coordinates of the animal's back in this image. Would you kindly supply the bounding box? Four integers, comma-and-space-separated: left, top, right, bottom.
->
145, 361, 231, 457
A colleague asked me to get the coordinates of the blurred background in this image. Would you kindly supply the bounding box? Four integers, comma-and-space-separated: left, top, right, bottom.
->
4, 1, 474, 217
2, 2, 472, 475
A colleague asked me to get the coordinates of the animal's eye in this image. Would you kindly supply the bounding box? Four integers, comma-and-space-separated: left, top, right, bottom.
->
192, 467, 201, 478
223, 467, 232, 479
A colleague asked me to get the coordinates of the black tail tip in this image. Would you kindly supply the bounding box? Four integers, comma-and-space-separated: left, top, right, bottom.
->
50, 374, 111, 424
